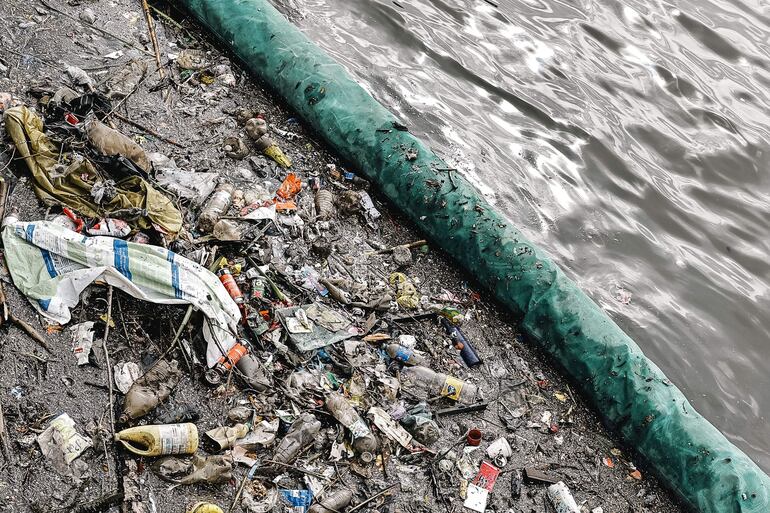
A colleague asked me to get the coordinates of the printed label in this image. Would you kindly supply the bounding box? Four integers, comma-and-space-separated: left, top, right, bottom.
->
349, 418, 371, 440
158, 424, 192, 455
441, 376, 464, 401
395, 348, 412, 362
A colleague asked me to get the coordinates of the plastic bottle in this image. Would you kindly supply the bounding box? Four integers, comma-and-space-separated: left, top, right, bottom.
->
121, 360, 182, 422
205, 341, 248, 385
218, 268, 244, 305
234, 350, 270, 392
307, 488, 354, 513
385, 344, 425, 366
314, 189, 334, 219
325, 393, 379, 456
272, 412, 321, 464
547, 481, 580, 513
400, 366, 478, 405
114, 423, 198, 456
188, 503, 224, 513
197, 183, 234, 233
440, 317, 482, 368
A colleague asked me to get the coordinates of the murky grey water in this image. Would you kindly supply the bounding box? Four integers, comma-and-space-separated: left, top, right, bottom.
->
274, 0, 770, 470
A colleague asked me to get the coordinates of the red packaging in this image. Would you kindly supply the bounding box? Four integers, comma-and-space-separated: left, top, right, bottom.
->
472, 461, 500, 492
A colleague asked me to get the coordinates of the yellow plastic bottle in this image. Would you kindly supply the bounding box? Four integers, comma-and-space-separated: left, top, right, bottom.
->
188, 503, 224, 513
114, 423, 199, 456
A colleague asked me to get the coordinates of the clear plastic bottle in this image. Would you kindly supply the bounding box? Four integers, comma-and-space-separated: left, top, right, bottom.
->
400, 366, 479, 405
114, 423, 198, 456
272, 412, 321, 464
325, 393, 379, 456
385, 344, 425, 366
307, 488, 354, 513
197, 183, 234, 233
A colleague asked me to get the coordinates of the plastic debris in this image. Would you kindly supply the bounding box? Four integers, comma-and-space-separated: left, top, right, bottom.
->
121, 360, 182, 421
114, 361, 143, 394
115, 423, 199, 456
547, 481, 581, 513
69, 321, 95, 365
37, 414, 92, 475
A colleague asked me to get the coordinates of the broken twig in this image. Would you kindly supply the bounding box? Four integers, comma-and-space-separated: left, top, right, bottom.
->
102, 286, 116, 434
112, 112, 185, 148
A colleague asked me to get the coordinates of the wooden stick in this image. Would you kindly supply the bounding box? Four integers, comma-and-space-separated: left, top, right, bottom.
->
112, 113, 185, 148
367, 239, 427, 256
9, 314, 52, 353
102, 286, 116, 434
141, 0, 165, 79
347, 483, 399, 513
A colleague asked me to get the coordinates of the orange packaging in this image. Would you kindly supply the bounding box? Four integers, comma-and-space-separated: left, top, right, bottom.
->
276, 173, 302, 200
218, 343, 248, 371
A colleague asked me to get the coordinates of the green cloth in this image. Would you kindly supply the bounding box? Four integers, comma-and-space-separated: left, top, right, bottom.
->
3, 106, 182, 236
179, 1, 770, 511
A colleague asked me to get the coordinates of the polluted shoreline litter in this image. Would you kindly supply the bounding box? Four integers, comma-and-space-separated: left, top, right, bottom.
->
0, 1, 687, 512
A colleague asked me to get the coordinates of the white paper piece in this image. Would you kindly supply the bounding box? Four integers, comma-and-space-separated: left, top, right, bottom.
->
463, 483, 489, 513
70, 322, 95, 365
114, 362, 142, 394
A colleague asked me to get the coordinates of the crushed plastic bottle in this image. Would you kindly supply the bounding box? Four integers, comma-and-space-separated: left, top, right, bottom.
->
307, 488, 353, 513
197, 183, 234, 233
385, 343, 426, 366
325, 393, 379, 457
314, 189, 334, 219
114, 423, 198, 457
121, 359, 182, 422
272, 412, 321, 464
400, 366, 479, 405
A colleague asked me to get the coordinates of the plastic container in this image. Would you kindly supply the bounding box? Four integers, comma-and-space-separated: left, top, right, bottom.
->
547, 481, 580, 513
440, 317, 482, 367
188, 503, 224, 513
385, 344, 425, 366
400, 366, 479, 405
325, 393, 379, 456
307, 488, 353, 513
314, 189, 334, 219
121, 360, 182, 422
218, 268, 244, 304
114, 423, 198, 456
206, 342, 247, 380
197, 183, 234, 233
273, 412, 321, 464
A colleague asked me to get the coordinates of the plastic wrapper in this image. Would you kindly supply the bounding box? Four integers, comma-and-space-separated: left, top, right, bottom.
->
2, 219, 241, 368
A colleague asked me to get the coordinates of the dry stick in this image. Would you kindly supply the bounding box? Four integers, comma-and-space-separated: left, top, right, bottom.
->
9, 314, 52, 353
112, 112, 185, 148
38, 0, 153, 57
141, 0, 165, 79
347, 483, 399, 513
369, 239, 427, 256
102, 286, 117, 435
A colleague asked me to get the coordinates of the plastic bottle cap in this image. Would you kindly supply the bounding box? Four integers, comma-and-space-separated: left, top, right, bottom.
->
360, 451, 374, 463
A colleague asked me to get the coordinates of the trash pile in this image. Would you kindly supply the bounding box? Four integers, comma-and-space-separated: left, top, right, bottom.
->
0, 2, 680, 513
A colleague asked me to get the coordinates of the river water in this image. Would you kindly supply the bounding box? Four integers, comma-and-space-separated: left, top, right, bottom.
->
274, 0, 770, 470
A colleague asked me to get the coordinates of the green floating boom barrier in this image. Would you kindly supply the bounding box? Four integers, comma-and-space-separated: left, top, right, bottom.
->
179, 0, 769, 511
